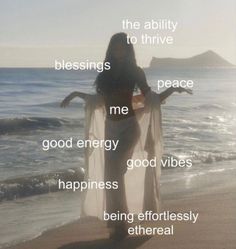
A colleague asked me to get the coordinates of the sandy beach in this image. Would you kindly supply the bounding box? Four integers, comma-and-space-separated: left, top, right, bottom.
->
1, 68, 236, 249
1, 1, 236, 249
4, 179, 236, 249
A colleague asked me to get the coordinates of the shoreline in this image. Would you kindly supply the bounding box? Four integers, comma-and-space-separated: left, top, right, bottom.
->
4, 180, 236, 249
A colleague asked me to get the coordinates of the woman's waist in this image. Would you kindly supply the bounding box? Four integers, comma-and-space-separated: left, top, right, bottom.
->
106, 110, 135, 121
105, 102, 135, 121
105, 113, 138, 125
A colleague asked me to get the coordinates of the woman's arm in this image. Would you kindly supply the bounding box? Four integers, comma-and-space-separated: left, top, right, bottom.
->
160, 87, 192, 102
135, 68, 192, 104
60, 91, 91, 107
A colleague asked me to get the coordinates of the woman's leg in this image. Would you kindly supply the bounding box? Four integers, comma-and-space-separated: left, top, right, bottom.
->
104, 153, 130, 240
104, 118, 140, 236
104, 164, 128, 228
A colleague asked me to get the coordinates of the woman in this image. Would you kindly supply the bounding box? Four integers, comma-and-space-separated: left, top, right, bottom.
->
61, 32, 192, 240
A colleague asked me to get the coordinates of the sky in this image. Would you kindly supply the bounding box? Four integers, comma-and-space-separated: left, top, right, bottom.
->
0, 0, 236, 67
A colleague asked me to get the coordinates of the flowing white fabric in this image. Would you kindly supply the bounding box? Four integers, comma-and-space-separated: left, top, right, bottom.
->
81, 93, 163, 219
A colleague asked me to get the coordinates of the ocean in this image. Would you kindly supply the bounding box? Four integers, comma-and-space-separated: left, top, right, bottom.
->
0, 68, 236, 248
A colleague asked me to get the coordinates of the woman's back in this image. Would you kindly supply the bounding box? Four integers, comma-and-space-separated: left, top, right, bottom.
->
96, 66, 150, 120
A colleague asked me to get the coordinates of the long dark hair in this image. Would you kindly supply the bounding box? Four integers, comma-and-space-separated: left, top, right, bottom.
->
95, 32, 138, 94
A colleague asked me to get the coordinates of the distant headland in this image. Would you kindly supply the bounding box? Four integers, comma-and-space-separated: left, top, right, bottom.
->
149, 50, 234, 68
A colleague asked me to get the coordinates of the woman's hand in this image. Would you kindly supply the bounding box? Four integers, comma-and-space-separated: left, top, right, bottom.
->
159, 87, 193, 103
175, 87, 193, 95
60, 93, 75, 108
60, 92, 100, 108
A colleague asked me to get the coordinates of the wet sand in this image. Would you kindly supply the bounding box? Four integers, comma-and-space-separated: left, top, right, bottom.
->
4, 182, 236, 249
